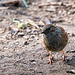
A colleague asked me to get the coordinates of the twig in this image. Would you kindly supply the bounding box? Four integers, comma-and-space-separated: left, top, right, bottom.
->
38, 2, 63, 8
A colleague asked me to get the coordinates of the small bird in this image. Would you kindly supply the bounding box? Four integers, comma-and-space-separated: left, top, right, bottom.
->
41, 18, 68, 64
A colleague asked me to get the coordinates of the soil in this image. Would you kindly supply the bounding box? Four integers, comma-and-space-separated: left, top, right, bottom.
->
0, 0, 75, 75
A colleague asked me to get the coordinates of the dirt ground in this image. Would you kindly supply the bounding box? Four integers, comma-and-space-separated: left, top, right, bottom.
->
0, 0, 75, 75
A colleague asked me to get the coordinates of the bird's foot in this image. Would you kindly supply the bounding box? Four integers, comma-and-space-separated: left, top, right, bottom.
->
63, 56, 67, 61
48, 60, 53, 64
48, 57, 54, 64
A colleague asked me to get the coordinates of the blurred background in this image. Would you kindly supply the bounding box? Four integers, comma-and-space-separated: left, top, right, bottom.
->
0, 0, 75, 75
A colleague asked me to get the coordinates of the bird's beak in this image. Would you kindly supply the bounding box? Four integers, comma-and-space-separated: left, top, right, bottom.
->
41, 31, 44, 34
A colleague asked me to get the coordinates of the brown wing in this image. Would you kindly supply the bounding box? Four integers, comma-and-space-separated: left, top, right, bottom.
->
58, 26, 68, 46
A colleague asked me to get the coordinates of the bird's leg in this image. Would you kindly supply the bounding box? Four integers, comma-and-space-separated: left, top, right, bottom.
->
48, 51, 52, 64
62, 50, 66, 61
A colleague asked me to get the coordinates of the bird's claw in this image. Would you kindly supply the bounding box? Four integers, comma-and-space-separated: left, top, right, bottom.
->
63, 56, 67, 61
48, 60, 54, 64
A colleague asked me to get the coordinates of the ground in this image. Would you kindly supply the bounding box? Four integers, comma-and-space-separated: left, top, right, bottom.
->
0, 0, 75, 75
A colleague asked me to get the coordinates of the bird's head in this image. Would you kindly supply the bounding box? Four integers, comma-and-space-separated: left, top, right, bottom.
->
41, 25, 57, 35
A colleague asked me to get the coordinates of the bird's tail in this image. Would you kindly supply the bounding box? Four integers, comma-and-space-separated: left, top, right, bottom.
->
41, 17, 52, 25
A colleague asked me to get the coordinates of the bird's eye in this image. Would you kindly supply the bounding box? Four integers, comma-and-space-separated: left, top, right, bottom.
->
46, 28, 50, 31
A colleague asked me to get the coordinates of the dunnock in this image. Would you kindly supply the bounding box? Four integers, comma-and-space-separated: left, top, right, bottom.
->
41, 18, 68, 64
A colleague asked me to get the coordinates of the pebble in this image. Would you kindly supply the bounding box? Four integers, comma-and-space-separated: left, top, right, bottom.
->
30, 35, 35, 38
53, 17, 64, 23
35, 37, 39, 40
46, 6, 56, 12
66, 57, 73, 61
23, 35, 30, 40
8, 41, 19, 48
72, 33, 75, 37
68, 9, 75, 14
47, 0, 61, 2
18, 32, 25, 37
70, 50, 75, 53
24, 41, 29, 45
29, 38, 33, 42
67, 70, 75, 74
27, 29, 32, 33
29, 59, 36, 62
